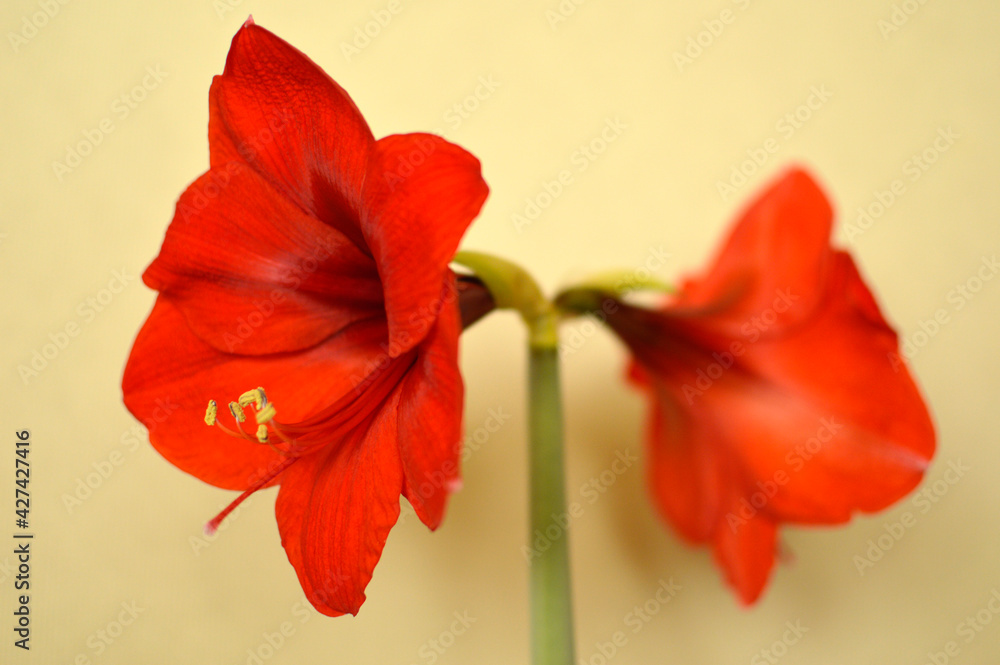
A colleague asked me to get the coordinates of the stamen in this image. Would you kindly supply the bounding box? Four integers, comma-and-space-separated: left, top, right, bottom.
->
200, 359, 415, 533
205, 400, 218, 426
229, 401, 246, 422
239, 387, 267, 410
207, 386, 287, 447
256, 403, 276, 425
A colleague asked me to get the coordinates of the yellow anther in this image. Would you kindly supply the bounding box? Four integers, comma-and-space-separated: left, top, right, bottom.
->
204, 400, 218, 426
239, 388, 260, 409
255, 403, 276, 425
237, 387, 268, 410
229, 401, 246, 423
255, 425, 269, 443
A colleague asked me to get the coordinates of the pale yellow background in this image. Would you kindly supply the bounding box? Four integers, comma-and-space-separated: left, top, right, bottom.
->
2, 1, 998, 663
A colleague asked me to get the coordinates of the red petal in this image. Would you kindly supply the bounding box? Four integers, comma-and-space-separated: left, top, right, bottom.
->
626, 253, 933, 562
609, 169, 936, 604
671, 168, 834, 338
122, 297, 390, 490
143, 164, 383, 355
275, 394, 403, 617
362, 133, 489, 354
209, 23, 374, 243
712, 506, 777, 605
729, 253, 935, 522
644, 384, 725, 543
397, 278, 464, 529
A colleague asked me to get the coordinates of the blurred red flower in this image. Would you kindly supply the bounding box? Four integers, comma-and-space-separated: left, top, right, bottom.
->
601, 169, 935, 603
122, 19, 488, 616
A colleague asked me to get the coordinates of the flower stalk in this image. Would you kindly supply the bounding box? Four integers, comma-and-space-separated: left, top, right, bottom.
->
453, 251, 575, 665
528, 334, 575, 665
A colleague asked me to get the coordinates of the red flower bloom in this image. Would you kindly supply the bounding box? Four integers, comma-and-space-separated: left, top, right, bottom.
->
595, 169, 935, 603
122, 19, 488, 616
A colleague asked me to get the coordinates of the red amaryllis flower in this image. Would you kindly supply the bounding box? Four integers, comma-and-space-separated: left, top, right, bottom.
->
571, 168, 935, 603
122, 19, 488, 616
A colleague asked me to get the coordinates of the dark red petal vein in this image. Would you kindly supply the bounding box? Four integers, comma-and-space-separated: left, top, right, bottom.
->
144, 163, 383, 355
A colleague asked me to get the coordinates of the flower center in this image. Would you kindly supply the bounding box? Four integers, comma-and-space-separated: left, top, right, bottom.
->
200, 357, 415, 534
204, 386, 313, 454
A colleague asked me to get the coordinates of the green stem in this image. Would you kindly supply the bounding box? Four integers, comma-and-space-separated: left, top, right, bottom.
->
452, 250, 575, 664
452, 251, 574, 663
528, 314, 575, 665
